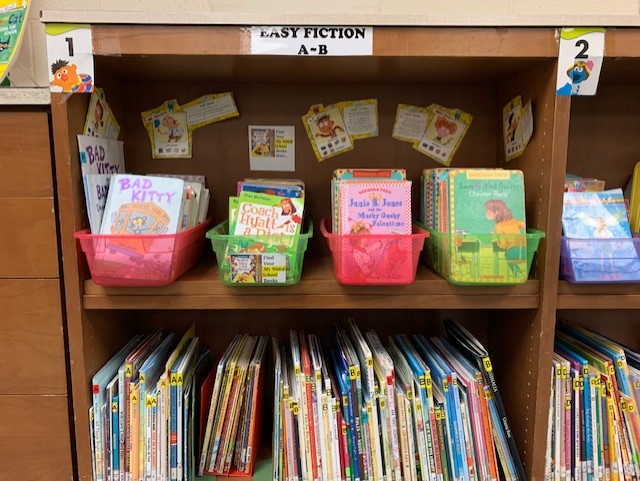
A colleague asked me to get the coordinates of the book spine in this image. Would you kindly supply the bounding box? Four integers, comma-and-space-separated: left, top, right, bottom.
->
150, 397, 157, 481
198, 366, 222, 476
113, 397, 120, 481
145, 395, 153, 481
93, 389, 105, 481
124, 374, 133, 481
477, 379, 498, 481
119, 367, 127, 481
435, 408, 450, 481
378, 385, 393, 481
386, 378, 401, 481
177, 379, 184, 480
412, 392, 428, 481
396, 390, 411, 481
480, 356, 526, 481
90, 407, 97, 481
428, 400, 443, 481
105, 404, 112, 481
159, 381, 167, 481
130, 388, 140, 481
339, 413, 351, 481
331, 397, 342, 481
215, 374, 240, 473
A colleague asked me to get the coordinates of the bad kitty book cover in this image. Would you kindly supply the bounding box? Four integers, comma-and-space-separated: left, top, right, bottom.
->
100, 175, 185, 235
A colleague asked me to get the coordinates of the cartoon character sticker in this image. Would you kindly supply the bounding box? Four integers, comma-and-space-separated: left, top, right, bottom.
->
303, 104, 354, 161
50, 59, 93, 92
556, 28, 605, 96
415, 106, 472, 165
45, 24, 94, 93
151, 111, 190, 158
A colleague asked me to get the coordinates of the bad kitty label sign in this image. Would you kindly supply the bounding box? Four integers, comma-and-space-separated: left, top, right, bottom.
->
251, 26, 372, 56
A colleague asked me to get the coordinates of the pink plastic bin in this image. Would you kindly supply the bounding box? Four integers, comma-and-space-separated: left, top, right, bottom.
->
74, 219, 212, 286
320, 218, 429, 285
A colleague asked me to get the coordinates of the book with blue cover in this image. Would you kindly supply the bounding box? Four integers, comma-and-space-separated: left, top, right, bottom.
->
562, 189, 640, 282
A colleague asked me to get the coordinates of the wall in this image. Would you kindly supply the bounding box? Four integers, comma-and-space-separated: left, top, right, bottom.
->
7, 0, 640, 87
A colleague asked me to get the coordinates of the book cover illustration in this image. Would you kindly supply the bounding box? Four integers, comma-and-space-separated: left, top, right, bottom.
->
84, 88, 120, 139
442, 169, 527, 284
101, 175, 185, 236
414, 105, 472, 166
223, 191, 305, 284
562, 189, 640, 282
303, 104, 354, 161
152, 111, 190, 158
335, 181, 414, 283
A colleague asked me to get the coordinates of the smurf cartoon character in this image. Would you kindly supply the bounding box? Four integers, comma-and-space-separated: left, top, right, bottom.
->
557, 59, 594, 95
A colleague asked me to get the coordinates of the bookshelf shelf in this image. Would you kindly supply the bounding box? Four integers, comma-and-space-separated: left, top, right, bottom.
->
557, 281, 640, 309
83, 258, 540, 310
46, 20, 640, 481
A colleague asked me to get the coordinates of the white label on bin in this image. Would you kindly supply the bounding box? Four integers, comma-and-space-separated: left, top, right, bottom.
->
250, 26, 373, 56
261, 254, 287, 284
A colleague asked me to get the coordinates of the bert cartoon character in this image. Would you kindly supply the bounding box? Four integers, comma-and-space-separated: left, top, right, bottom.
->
50, 59, 93, 92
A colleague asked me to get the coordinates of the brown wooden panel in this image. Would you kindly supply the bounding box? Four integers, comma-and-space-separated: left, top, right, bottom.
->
92, 25, 558, 58
0, 395, 72, 481
82, 259, 539, 310
0, 280, 66, 395
0, 199, 58, 278
0, 112, 53, 198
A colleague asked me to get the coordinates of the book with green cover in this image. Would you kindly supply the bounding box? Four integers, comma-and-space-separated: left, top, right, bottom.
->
446, 169, 527, 283
223, 191, 305, 284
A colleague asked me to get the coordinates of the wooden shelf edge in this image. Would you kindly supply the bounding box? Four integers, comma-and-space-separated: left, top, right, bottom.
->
557, 280, 640, 309
82, 259, 539, 310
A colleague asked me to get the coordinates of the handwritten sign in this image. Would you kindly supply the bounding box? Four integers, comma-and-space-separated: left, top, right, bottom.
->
251, 26, 373, 56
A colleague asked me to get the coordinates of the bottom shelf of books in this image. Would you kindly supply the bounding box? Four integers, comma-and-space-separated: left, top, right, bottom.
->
88, 317, 529, 481
546, 319, 640, 481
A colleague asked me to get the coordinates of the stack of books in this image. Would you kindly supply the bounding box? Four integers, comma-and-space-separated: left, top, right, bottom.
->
273, 319, 526, 481
547, 323, 640, 481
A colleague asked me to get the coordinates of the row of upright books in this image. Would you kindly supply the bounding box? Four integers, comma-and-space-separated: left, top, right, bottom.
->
89, 327, 267, 481
547, 323, 640, 481
273, 319, 526, 481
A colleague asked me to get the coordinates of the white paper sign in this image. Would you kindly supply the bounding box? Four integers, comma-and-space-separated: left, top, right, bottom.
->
556, 28, 605, 96
248, 125, 295, 172
46, 23, 94, 93
251, 26, 373, 56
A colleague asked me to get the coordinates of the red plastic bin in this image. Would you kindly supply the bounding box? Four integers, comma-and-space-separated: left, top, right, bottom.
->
320, 218, 429, 285
74, 219, 212, 286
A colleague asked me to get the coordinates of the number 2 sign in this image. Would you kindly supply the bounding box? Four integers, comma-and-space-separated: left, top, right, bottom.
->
556, 27, 605, 96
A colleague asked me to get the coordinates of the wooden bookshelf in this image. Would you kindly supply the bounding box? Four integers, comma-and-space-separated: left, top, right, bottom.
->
45, 20, 640, 481
83, 258, 540, 309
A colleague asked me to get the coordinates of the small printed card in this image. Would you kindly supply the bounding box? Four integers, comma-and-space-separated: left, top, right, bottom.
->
303, 103, 354, 161
181, 92, 240, 130
556, 28, 605, 96
503, 95, 533, 161
413, 104, 473, 166
230, 253, 287, 284
45, 23, 94, 93
338, 99, 378, 140
248, 125, 295, 172
84, 88, 120, 140
152, 110, 190, 158
392, 104, 430, 143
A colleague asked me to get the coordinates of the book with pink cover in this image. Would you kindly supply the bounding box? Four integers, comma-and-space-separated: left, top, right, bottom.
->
338, 180, 412, 235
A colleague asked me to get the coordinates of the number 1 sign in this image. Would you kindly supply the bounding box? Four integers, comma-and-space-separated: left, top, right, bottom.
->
45, 24, 94, 93
556, 27, 605, 96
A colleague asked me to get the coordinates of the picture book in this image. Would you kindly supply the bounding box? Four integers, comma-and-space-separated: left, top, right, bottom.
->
337, 180, 412, 235
628, 162, 640, 232
562, 189, 631, 239
561, 189, 640, 282
332, 169, 406, 232
232, 191, 304, 237
100, 175, 185, 235
224, 190, 306, 284
77, 135, 126, 233
564, 176, 606, 193
448, 169, 526, 236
